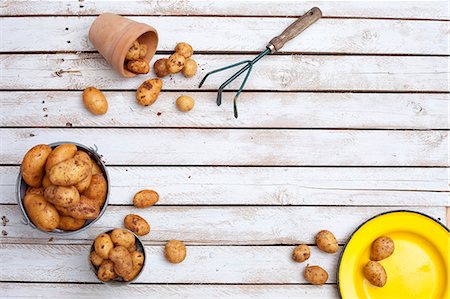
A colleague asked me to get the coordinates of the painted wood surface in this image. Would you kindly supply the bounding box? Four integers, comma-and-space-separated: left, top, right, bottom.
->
1, 0, 448, 19
2, 16, 449, 54
1, 91, 448, 129
1, 205, 445, 244
1, 129, 448, 166
1, 54, 448, 91
1, 166, 448, 206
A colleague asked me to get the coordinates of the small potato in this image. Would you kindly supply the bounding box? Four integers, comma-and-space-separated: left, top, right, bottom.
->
370, 236, 395, 261
176, 96, 194, 112
44, 185, 80, 207
66, 195, 100, 220
153, 58, 169, 78
54, 204, 70, 216
139, 44, 147, 59
133, 190, 159, 208
164, 240, 186, 264
91, 159, 102, 175
21, 144, 52, 187
166, 53, 185, 74
181, 58, 197, 78
110, 228, 136, 248
57, 215, 85, 231
124, 214, 150, 236
83, 87, 108, 115
123, 251, 145, 281
128, 243, 137, 253
136, 78, 163, 106
364, 261, 387, 287
45, 143, 77, 174
26, 187, 44, 196
126, 40, 141, 61
82, 173, 107, 208
90, 250, 104, 267
73, 150, 92, 166
304, 265, 328, 285
49, 156, 90, 186
175, 42, 193, 58
94, 233, 114, 259
316, 230, 338, 254
74, 172, 92, 193
23, 194, 60, 231
292, 244, 310, 263
97, 260, 117, 282
127, 59, 149, 74
109, 246, 133, 277
42, 175, 52, 189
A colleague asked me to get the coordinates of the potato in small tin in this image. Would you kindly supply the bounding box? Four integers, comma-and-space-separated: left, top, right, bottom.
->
83, 87, 108, 115
57, 215, 85, 231
42, 175, 52, 189
164, 240, 186, 264
23, 193, 60, 231
82, 173, 107, 208
91, 159, 102, 175
66, 195, 100, 220
49, 156, 91, 186
94, 233, 114, 259
97, 260, 117, 282
175, 42, 193, 58
153, 58, 169, 78
124, 214, 150, 236
109, 246, 133, 277
54, 204, 70, 216
136, 78, 163, 106
133, 189, 159, 208
166, 53, 185, 74
315, 230, 338, 254
182, 58, 197, 78
127, 59, 149, 74
304, 265, 328, 285
123, 251, 145, 281
90, 250, 104, 267
44, 185, 80, 207
26, 187, 44, 196
110, 228, 136, 248
21, 144, 52, 187
45, 143, 77, 174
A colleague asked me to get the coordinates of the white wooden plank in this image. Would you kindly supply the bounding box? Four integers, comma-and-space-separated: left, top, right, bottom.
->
1, 54, 447, 91
0, 282, 338, 299
1, 205, 445, 244
1, 0, 448, 19
1, 91, 448, 129
1, 166, 449, 206
0, 244, 340, 284
1, 128, 448, 166
2, 17, 448, 55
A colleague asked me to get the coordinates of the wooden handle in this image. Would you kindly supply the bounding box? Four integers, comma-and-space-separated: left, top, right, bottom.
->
267, 7, 322, 53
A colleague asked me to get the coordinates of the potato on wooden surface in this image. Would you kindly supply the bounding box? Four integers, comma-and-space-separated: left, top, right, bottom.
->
166, 53, 185, 74
136, 78, 163, 106
44, 185, 80, 207
94, 233, 114, 259
49, 156, 90, 186
370, 236, 395, 261
364, 261, 387, 287
153, 58, 169, 77
292, 244, 310, 263
176, 95, 195, 112
21, 144, 52, 187
126, 40, 141, 61
26, 187, 44, 196
182, 58, 197, 78
123, 251, 145, 281
110, 228, 136, 248
45, 143, 77, 174
304, 265, 328, 285
109, 246, 133, 277
57, 215, 85, 231
66, 195, 100, 220
315, 230, 338, 254
83, 87, 108, 115
124, 214, 150, 236
175, 42, 193, 58
127, 59, 149, 74
133, 190, 159, 208
82, 173, 107, 208
97, 260, 117, 282
90, 250, 104, 267
23, 194, 59, 231
164, 240, 186, 264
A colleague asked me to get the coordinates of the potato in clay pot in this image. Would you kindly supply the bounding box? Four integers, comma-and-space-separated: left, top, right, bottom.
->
127, 59, 149, 74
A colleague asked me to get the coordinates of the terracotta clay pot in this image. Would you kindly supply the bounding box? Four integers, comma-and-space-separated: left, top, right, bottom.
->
88, 13, 158, 78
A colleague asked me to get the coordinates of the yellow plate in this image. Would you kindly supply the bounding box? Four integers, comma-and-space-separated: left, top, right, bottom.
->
338, 210, 449, 299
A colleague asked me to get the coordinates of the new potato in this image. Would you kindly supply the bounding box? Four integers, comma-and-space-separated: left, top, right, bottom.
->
153, 58, 169, 78
66, 195, 100, 220
26, 187, 44, 196
42, 175, 52, 189
182, 58, 197, 78
304, 265, 328, 285
123, 251, 145, 281
94, 233, 114, 259
21, 144, 52, 187
127, 59, 149, 74
126, 41, 141, 61
109, 246, 133, 277
124, 214, 150, 236
175, 42, 193, 58
136, 78, 163, 106
370, 236, 395, 261
164, 240, 186, 264
90, 251, 104, 267
57, 215, 85, 231
166, 53, 185, 74
110, 229, 136, 248
83, 87, 108, 115
44, 185, 80, 207
49, 156, 90, 186
176, 96, 194, 112
364, 261, 387, 287
82, 173, 107, 208
91, 160, 102, 175
292, 244, 310, 263
315, 230, 338, 254
23, 194, 60, 231
97, 260, 117, 282
133, 190, 159, 208
45, 143, 77, 174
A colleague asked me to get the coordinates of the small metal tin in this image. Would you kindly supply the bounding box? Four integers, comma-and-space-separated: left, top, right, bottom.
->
89, 229, 146, 284
16, 141, 110, 235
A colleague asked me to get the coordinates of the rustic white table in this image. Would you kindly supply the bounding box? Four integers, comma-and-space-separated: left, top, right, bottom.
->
0, 1, 449, 298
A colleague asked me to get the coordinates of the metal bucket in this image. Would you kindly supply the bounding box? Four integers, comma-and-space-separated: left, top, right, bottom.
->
89, 229, 147, 284
16, 141, 110, 235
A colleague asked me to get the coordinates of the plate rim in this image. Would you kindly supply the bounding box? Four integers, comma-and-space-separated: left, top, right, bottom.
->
336, 209, 449, 299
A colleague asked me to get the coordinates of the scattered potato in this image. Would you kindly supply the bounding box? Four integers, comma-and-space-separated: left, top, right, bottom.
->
182, 58, 197, 78
127, 59, 150, 74
164, 240, 186, 264
95, 233, 115, 259
304, 265, 328, 285
124, 214, 150, 236
26, 187, 44, 196
139, 44, 148, 59
83, 87, 108, 115
90, 250, 104, 267
82, 173, 107, 208
176, 95, 194, 112
45, 143, 77, 174
370, 236, 395, 261
66, 195, 100, 220
315, 230, 338, 254
136, 78, 163, 106
292, 244, 310, 263
49, 156, 91, 186
166, 53, 185, 74
109, 246, 133, 277
153, 58, 169, 78
23, 194, 60, 232
97, 260, 117, 282
133, 189, 159, 208
44, 185, 80, 207
364, 261, 387, 287
175, 42, 193, 58
21, 144, 52, 187
57, 215, 85, 231
111, 228, 136, 248
123, 251, 145, 281
126, 41, 141, 61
